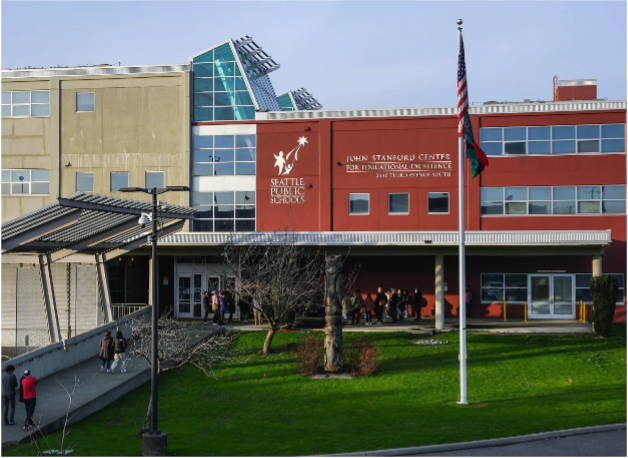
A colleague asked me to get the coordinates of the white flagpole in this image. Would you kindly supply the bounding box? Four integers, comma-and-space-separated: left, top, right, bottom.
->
457, 20, 468, 406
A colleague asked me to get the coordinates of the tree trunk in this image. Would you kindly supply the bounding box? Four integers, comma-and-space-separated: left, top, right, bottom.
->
324, 254, 344, 372
262, 327, 276, 355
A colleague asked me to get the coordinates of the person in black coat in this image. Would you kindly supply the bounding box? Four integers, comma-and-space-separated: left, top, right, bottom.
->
111, 330, 128, 373
238, 294, 251, 323
412, 288, 423, 321
99, 331, 115, 372
375, 287, 387, 325
203, 291, 211, 324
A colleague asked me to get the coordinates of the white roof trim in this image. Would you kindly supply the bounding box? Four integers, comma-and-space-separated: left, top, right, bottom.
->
260, 101, 626, 121
159, 230, 611, 247
1, 64, 189, 78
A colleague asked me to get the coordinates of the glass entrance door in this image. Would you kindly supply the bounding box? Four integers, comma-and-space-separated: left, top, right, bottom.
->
528, 274, 575, 319
177, 276, 192, 318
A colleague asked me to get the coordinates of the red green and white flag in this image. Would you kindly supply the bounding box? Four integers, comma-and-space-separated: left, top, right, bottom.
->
458, 33, 489, 178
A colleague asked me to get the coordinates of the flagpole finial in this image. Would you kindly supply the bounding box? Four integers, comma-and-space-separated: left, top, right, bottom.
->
457, 18, 463, 30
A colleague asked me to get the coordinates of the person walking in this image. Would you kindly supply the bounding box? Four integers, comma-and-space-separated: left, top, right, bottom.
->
226, 291, 235, 324
388, 288, 398, 323
212, 291, 220, 326
2, 365, 18, 426
375, 287, 387, 325
399, 289, 409, 321
203, 291, 211, 324
99, 331, 115, 372
412, 288, 423, 321
363, 293, 374, 326
219, 291, 227, 325
238, 295, 251, 323
350, 289, 364, 325
465, 285, 474, 319
110, 330, 128, 374
20, 370, 37, 431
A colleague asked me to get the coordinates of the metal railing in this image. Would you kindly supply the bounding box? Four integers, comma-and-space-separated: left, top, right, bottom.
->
112, 303, 149, 320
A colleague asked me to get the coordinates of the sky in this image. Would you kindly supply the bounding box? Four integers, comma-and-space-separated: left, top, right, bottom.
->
1, 1, 626, 110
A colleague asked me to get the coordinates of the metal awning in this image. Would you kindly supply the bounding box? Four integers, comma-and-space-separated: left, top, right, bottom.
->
1, 192, 194, 260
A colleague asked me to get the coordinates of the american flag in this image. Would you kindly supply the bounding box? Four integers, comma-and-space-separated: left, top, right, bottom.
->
457, 33, 468, 138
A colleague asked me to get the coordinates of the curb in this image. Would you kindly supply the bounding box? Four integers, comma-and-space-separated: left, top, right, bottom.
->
320, 424, 627, 456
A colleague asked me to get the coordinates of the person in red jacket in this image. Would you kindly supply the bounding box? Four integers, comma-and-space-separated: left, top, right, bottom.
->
20, 370, 37, 431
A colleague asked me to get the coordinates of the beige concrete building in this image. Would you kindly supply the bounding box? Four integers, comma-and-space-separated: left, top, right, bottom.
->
2, 64, 191, 223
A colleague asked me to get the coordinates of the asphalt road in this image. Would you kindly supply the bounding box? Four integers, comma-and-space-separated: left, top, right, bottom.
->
416, 430, 627, 456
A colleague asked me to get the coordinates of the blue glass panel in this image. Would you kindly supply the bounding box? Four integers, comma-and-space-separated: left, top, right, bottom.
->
553, 186, 575, 200
214, 106, 234, 121
236, 191, 255, 204
214, 163, 234, 175
235, 205, 255, 218
577, 186, 601, 199
214, 135, 234, 148
110, 172, 129, 191
552, 125, 575, 139
193, 135, 213, 148
194, 93, 213, 107
193, 207, 213, 219
247, 74, 281, 111
481, 187, 503, 201
235, 91, 253, 105
480, 128, 502, 141
235, 65, 242, 76
504, 142, 526, 155
603, 200, 626, 214
601, 139, 625, 153
236, 149, 256, 161
577, 140, 599, 153
214, 192, 234, 205
277, 92, 295, 110
13, 105, 29, 116
192, 192, 213, 205
235, 220, 255, 232
236, 135, 256, 148
528, 201, 551, 214
504, 127, 526, 141
214, 92, 236, 106
528, 141, 551, 154
193, 78, 213, 92
214, 62, 235, 77
553, 201, 576, 214
214, 43, 235, 62
193, 220, 213, 232
529, 187, 551, 200
577, 125, 599, 139
192, 163, 213, 176
213, 149, 234, 162
31, 182, 49, 194
388, 193, 409, 213
193, 149, 213, 163
1, 93, 10, 104
552, 140, 576, 154
193, 107, 213, 122
505, 187, 526, 200
528, 126, 551, 140
214, 219, 234, 232
235, 77, 247, 91
480, 142, 502, 155
234, 106, 255, 120
76, 93, 94, 112
601, 124, 625, 138
480, 202, 503, 215
214, 77, 235, 92
32, 104, 49, 116
12, 92, 29, 104
235, 163, 255, 175
193, 50, 213, 62
602, 185, 625, 199
193, 63, 213, 77
1, 105, 10, 117
31, 169, 49, 181
11, 170, 30, 182
31, 91, 49, 103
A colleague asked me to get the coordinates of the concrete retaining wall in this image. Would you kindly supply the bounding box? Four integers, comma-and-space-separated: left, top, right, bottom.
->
0, 307, 151, 380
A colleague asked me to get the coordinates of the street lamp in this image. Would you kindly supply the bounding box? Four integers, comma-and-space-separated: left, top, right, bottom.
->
119, 185, 189, 456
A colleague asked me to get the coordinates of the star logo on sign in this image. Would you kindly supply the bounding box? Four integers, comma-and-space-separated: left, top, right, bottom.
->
298, 137, 308, 146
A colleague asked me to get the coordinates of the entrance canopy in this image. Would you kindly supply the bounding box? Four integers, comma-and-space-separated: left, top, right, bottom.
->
2, 192, 194, 261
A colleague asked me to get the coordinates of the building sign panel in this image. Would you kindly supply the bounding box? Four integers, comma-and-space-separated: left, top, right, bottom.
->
271, 137, 308, 204
346, 154, 453, 178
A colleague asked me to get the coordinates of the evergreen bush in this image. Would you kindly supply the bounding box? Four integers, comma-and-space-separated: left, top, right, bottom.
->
590, 275, 618, 337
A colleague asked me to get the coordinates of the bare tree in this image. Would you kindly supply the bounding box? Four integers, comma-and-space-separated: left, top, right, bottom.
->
222, 232, 324, 355
125, 312, 238, 433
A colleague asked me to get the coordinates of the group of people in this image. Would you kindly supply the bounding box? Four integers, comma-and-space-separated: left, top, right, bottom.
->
202, 290, 264, 326
342, 287, 424, 325
2, 366, 37, 431
99, 330, 128, 374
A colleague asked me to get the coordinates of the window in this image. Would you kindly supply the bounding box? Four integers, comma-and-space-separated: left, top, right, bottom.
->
192, 44, 256, 121
191, 191, 255, 232
145, 171, 165, 189
480, 124, 625, 155
1, 91, 50, 117
480, 273, 531, 303
76, 93, 95, 112
481, 185, 625, 216
76, 173, 94, 192
1, 169, 49, 195
110, 172, 129, 191
576, 274, 625, 305
388, 193, 409, 214
192, 134, 256, 177
349, 193, 369, 215
428, 192, 449, 214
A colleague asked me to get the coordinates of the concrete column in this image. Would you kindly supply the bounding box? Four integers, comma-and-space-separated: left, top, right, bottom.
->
435, 255, 445, 330
592, 255, 602, 277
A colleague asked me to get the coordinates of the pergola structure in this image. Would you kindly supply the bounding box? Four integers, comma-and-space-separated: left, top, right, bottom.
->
1, 192, 193, 345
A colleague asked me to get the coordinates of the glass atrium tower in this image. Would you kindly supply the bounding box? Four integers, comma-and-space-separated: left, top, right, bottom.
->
277, 88, 323, 111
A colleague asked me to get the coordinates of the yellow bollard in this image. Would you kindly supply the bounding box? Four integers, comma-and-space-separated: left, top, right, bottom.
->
524, 301, 528, 322
580, 301, 583, 323
503, 300, 507, 322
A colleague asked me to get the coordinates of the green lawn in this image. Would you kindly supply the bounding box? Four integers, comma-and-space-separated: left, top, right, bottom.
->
6, 326, 627, 456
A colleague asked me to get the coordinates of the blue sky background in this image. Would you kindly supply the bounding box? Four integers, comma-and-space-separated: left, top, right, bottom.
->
2, 1, 626, 109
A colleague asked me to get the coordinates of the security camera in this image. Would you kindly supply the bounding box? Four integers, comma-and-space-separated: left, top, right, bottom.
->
138, 212, 151, 228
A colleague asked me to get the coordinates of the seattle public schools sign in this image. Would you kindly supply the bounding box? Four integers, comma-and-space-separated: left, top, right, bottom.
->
346, 154, 453, 178
271, 137, 308, 204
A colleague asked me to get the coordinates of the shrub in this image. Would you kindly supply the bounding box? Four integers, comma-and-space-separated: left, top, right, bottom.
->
591, 275, 619, 337
296, 334, 324, 376
349, 336, 381, 377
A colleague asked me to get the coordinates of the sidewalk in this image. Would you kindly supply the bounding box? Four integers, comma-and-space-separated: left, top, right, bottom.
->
1, 325, 222, 448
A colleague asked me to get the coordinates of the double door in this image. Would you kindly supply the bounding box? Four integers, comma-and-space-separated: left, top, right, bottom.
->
177, 274, 234, 319
528, 274, 575, 319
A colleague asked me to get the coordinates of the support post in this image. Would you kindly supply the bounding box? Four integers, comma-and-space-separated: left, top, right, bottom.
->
592, 255, 602, 278
435, 255, 445, 331
38, 254, 64, 344
150, 188, 159, 435
95, 253, 114, 323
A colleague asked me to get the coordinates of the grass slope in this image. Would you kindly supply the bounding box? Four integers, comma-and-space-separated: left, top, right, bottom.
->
6, 326, 626, 456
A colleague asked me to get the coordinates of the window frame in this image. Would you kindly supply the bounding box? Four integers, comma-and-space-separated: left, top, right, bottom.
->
1, 91, 50, 118
145, 171, 165, 189
575, 273, 625, 306
191, 190, 256, 233
481, 185, 626, 217
110, 172, 129, 192
348, 193, 370, 215
480, 124, 625, 156
1, 168, 50, 195
192, 134, 256, 177
427, 192, 450, 214
76, 92, 95, 113
75, 172, 95, 192
388, 192, 410, 215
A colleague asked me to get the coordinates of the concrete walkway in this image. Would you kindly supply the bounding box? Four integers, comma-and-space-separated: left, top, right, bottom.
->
1, 325, 222, 448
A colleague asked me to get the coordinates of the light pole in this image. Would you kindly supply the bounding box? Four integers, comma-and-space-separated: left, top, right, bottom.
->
119, 185, 189, 456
